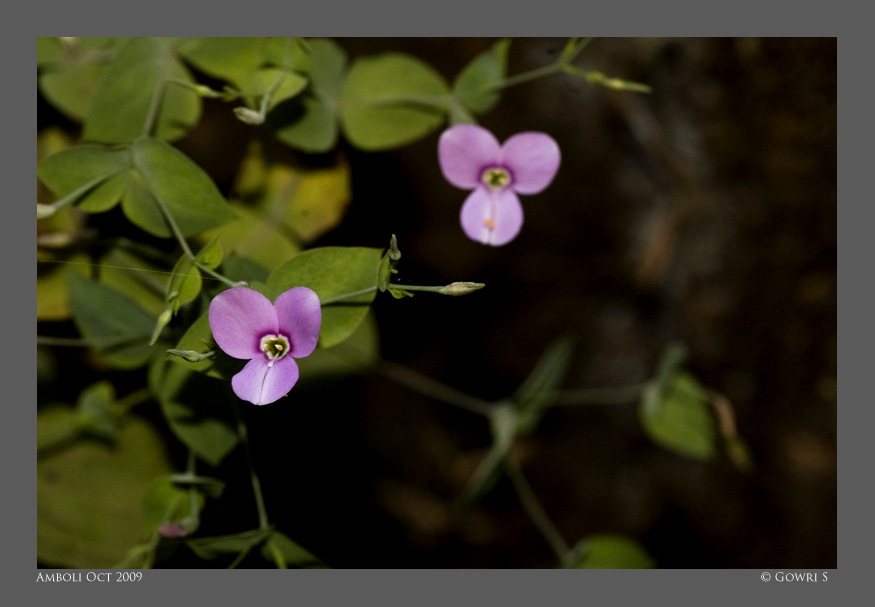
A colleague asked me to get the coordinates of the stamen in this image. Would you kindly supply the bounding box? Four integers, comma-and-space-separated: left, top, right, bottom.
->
481, 167, 510, 189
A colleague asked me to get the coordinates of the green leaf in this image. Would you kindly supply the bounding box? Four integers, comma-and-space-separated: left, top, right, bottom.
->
273, 96, 338, 153
37, 408, 174, 568
40, 62, 109, 122
340, 53, 449, 151
142, 477, 204, 535
164, 239, 222, 315
149, 360, 240, 467
37, 144, 132, 211
178, 37, 265, 87
267, 247, 383, 347
186, 528, 273, 561
168, 311, 222, 376
37, 37, 62, 66
79, 172, 127, 213
68, 272, 156, 369
243, 67, 308, 111
130, 138, 234, 237
273, 38, 346, 152
196, 239, 224, 270
459, 405, 516, 507
222, 253, 270, 285
74, 381, 119, 441
83, 37, 201, 143
640, 371, 716, 460
166, 254, 201, 314
168, 473, 226, 499
296, 310, 379, 380
453, 38, 510, 114
260, 37, 311, 73
512, 335, 575, 433
199, 205, 301, 271
97, 245, 170, 320
262, 531, 327, 569
566, 535, 655, 569
37, 252, 89, 321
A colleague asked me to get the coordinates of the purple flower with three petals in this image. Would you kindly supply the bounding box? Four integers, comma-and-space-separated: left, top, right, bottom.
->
438, 124, 561, 246
208, 287, 321, 406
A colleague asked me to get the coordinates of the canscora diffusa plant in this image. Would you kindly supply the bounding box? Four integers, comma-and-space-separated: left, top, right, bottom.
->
37, 37, 744, 571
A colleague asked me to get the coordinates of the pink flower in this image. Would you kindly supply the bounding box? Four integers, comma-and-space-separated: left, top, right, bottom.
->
208, 287, 321, 405
438, 124, 560, 246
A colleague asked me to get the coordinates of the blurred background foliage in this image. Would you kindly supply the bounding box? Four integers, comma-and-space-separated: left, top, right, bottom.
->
37, 37, 835, 568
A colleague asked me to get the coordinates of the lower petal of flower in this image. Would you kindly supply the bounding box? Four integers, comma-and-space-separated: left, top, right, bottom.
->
460, 187, 524, 246
232, 355, 300, 406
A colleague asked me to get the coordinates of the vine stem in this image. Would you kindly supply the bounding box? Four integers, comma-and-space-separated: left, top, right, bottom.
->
503, 457, 570, 563
334, 341, 493, 417
141, 43, 172, 139
231, 398, 270, 530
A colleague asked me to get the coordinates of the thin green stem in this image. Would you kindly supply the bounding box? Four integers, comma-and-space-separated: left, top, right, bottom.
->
115, 388, 152, 414
227, 547, 252, 569
141, 46, 172, 139
379, 359, 494, 416
334, 341, 493, 417
147, 184, 245, 289
186, 450, 200, 522
42, 173, 118, 215
231, 398, 269, 530
258, 72, 288, 117
319, 286, 378, 306
395, 284, 445, 294
495, 63, 563, 90
504, 458, 570, 562
149, 191, 195, 258
195, 261, 248, 289
547, 384, 645, 407
562, 37, 594, 63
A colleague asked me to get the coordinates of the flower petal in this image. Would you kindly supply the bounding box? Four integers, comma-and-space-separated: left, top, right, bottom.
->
231, 355, 299, 406
438, 124, 501, 190
274, 287, 322, 358
501, 132, 561, 195
209, 288, 278, 359
460, 187, 524, 246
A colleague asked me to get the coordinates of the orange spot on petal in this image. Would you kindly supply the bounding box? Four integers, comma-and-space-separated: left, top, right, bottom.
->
484, 218, 496, 229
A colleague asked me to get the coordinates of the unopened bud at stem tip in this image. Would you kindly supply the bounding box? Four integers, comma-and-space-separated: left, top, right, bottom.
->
439, 282, 485, 296
233, 107, 264, 125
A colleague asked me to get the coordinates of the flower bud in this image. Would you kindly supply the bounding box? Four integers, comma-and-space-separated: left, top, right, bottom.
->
166, 349, 215, 363
234, 107, 264, 125
37, 204, 56, 219
439, 282, 485, 296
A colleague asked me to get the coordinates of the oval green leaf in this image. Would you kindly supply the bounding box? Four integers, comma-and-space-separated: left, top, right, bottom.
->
131, 138, 234, 237
37, 144, 132, 211
83, 37, 201, 143
267, 246, 383, 347
640, 371, 716, 460
262, 531, 327, 569
178, 37, 265, 87
37, 408, 173, 568
273, 38, 346, 152
68, 271, 157, 369
453, 38, 510, 114
340, 53, 449, 151
566, 534, 656, 569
